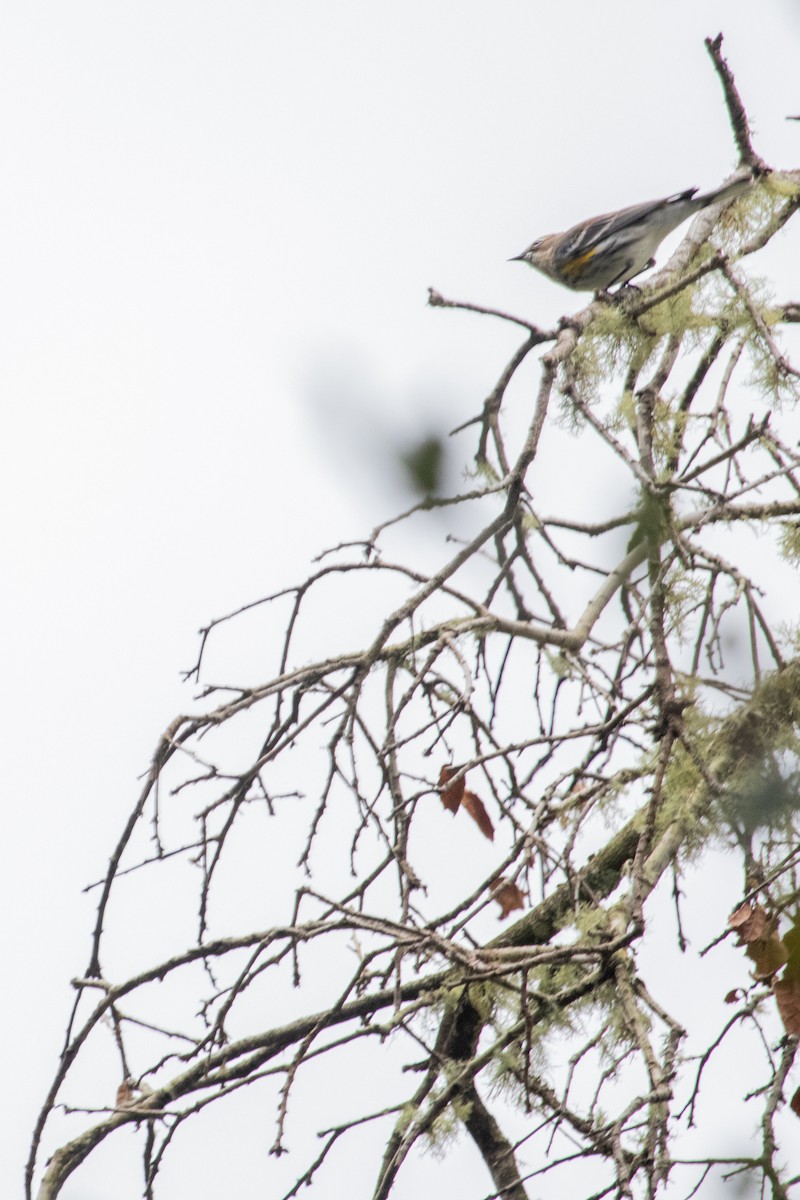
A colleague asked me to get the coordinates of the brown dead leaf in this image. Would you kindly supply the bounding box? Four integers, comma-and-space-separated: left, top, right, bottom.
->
791, 1086, 800, 1120
729, 901, 771, 944
116, 1080, 134, 1108
438, 765, 465, 814
462, 789, 494, 841
729, 903, 792, 981
724, 988, 744, 1005
491, 879, 525, 919
773, 976, 800, 1035
438, 767, 493, 840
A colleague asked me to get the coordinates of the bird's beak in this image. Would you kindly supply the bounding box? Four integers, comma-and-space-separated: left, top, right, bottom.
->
508, 252, 526, 263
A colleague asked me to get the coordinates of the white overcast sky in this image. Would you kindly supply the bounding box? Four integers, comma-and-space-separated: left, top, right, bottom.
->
3, 3, 800, 1198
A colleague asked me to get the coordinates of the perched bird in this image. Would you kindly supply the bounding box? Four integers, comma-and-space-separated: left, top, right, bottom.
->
511, 175, 752, 293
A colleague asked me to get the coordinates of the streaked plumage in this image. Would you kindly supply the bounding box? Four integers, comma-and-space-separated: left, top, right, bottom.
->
512, 175, 752, 293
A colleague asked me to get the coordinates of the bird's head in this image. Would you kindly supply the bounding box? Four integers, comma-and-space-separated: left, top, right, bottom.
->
509, 233, 560, 279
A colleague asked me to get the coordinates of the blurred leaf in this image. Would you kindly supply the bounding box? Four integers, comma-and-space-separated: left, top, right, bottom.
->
728, 767, 800, 833
783, 922, 800, 982
491, 879, 525, 919
402, 435, 444, 496
746, 936, 788, 980
626, 489, 671, 553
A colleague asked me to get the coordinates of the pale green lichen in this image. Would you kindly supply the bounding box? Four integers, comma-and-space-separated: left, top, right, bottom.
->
546, 650, 576, 680
657, 666, 800, 852
746, 334, 800, 411
779, 523, 800, 565
421, 1090, 469, 1156
564, 308, 661, 403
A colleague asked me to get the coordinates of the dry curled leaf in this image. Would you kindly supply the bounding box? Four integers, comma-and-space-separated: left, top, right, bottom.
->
791, 1087, 800, 1120
462, 789, 494, 841
729, 902, 788, 980
438, 765, 465, 814
116, 1080, 134, 1108
724, 988, 744, 1004
729, 901, 771, 943
437, 767, 493, 840
491, 878, 525, 919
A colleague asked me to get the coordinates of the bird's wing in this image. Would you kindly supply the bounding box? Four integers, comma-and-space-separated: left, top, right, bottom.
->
554, 190, 698, 265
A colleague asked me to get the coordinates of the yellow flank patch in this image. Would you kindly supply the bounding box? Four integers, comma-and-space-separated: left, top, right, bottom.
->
563, 248, 598, 275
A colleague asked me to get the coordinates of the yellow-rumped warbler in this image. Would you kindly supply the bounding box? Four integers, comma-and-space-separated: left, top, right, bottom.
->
511, 175, 752, 293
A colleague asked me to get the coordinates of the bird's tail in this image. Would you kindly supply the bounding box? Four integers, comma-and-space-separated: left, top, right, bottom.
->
695, 173, 754, 209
